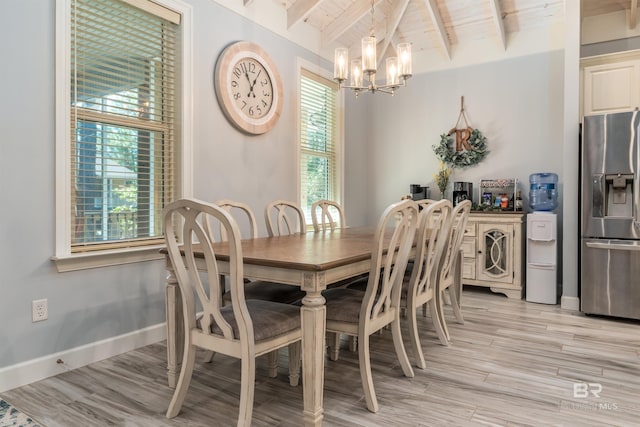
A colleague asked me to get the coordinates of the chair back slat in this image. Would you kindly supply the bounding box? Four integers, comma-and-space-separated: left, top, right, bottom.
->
311, 200, 346, 232
265, 200, 307, 236
440, 200, 472, 283
410, 199, 452, 301
362, 199, 418, 324
213, 199, 259, 241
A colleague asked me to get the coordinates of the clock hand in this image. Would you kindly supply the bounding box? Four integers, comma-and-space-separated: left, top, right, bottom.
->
244, 70, 253, 97
248, 69, 262, 98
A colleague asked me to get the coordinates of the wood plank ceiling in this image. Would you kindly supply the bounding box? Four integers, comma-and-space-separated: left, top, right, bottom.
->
264, 0, 638, 65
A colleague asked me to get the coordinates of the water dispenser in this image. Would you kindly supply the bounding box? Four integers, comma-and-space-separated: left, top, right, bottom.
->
529, 173, 558, 211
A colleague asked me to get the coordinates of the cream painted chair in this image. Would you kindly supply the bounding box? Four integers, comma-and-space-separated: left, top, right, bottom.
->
401, 199, 452, 367
163, 198, 302, 427
212, 199, 305, 306
204, 200, 305, 374
436, 199, 472, 342
265, 200, 307, 236
322, 199, 418, 413
311, 199, 346, 232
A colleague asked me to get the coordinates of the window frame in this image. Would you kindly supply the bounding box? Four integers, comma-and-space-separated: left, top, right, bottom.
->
53, 0, 193, 272
296, 58, 345, 227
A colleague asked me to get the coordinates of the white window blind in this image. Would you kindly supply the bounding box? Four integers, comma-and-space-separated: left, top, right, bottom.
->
70, 0, 177, 251
299, 69, 339, 222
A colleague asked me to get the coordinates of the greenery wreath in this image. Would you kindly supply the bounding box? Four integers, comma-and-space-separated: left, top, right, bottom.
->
432, 128, 488, 168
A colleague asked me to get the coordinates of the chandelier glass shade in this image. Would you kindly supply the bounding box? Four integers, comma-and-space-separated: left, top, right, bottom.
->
333, 2, 412, 96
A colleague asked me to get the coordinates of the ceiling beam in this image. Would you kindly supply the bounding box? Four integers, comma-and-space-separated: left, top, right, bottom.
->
287, 0, 325, 29
378, 0, 409, 68
488, 0, 506, 50
631, 0, 638, 29
377, 0, 411, 68
322, 0, 383, 47
424, 0, 451, 59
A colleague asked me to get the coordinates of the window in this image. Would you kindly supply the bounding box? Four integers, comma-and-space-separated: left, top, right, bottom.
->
55, 0, 192, 271
299, 66, 343, 224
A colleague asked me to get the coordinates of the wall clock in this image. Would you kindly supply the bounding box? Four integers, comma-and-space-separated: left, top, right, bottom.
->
214, 41, 283, 135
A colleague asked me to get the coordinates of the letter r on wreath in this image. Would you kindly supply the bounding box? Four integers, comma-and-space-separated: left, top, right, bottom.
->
449, 126, 474, 152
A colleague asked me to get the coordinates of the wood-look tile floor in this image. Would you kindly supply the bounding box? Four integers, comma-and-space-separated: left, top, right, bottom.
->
4, 287, 639, 426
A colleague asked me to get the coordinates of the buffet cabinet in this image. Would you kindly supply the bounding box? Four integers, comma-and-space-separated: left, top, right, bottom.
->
460, 212, 526, 298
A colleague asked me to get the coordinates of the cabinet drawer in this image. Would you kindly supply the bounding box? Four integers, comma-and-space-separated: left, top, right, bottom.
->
461, 236, 476, 258
462, 257, 476, 279
463, 223, 476, 237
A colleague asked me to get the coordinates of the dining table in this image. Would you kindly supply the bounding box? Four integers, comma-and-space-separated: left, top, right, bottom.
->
163, 226, 386, 427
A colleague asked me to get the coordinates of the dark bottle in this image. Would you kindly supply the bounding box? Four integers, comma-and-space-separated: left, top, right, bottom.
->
515, 190, 523, 211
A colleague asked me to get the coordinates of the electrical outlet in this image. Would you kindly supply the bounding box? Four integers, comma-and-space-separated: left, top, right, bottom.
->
32, 299, 48, 322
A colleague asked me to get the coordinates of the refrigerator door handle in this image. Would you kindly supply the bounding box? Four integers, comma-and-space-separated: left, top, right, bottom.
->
585, 241, 640, 251
592, 174, 604, 218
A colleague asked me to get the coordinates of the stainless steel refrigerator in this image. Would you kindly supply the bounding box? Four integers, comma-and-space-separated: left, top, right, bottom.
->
581, 111, 640, 320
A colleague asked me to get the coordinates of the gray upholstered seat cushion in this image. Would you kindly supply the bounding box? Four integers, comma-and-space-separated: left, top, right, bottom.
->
245, 281, 306, 303
223, 281, 307, 304
224, 280, 305, 304
322, 288, 366, 324
197, 299, 301, 342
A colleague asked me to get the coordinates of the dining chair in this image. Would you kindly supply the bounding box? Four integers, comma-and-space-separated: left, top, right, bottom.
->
322, 199, 418, 413
401, 199, 452, 368
311, 199, 346, 232
213, 199, 305, 305
163, 198, 302, 427
204, 199, 305, 374
265, 200, 307, 236
436, 199, 472, 342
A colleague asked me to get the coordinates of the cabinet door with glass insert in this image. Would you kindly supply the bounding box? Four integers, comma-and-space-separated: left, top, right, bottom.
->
476, 223, 514, 284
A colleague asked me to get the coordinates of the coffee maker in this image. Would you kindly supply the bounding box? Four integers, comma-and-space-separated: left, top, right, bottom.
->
453, 182, 473, 206
410, 184, 429, 201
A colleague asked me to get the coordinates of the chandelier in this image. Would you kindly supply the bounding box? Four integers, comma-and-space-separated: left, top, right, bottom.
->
333, 0, 412, 96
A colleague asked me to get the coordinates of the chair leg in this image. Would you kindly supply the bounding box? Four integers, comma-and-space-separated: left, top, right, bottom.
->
166, 344, 197, 419
328, 332, 340, 361
451, 254, 465, 325
202, 350, 215, 363
436, 290, 451, 342
288, 341, 301, 386
449, 287, 464, 324
429, 299, 449, 346
267, 350, 279, 378
349, 336, 358, 352
238, 355, 256, 427
390, 319, 414, 379
357, 333, 378, 413
406, 303, 426, 369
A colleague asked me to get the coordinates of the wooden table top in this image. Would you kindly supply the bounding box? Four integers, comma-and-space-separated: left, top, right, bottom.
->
208, 227, 378, 272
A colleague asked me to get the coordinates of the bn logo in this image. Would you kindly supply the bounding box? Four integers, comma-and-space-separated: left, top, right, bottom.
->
573, 382, 602, 398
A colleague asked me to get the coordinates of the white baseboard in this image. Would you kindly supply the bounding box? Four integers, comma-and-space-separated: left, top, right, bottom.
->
561, 295, 580, 311
0, 323, 166, 393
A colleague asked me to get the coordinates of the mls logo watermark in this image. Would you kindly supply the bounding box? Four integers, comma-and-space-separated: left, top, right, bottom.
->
573, 382, 602, 398
563, 382, 619, 411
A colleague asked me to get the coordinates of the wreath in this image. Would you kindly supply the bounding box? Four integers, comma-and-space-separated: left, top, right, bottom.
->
432, 96, 489, 168
433, 128, 488, 168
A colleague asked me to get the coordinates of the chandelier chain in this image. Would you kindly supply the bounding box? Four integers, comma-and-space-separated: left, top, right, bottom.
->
370, 0, 375, 37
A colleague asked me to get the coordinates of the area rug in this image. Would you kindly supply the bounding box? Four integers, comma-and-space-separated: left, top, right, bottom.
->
0, 399, 42, 427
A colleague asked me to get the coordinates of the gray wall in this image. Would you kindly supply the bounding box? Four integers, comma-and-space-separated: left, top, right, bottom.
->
0, 0, 332, 370
347, 51, 566, 279
350, 52, 565, 216
0, 0, 565, 374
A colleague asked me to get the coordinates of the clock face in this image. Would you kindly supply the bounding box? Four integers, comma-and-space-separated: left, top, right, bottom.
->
229, 57, 273, 120
214, 42, 283, 135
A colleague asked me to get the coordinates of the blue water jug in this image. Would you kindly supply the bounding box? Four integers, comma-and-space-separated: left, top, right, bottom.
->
529, 173, 558, 211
